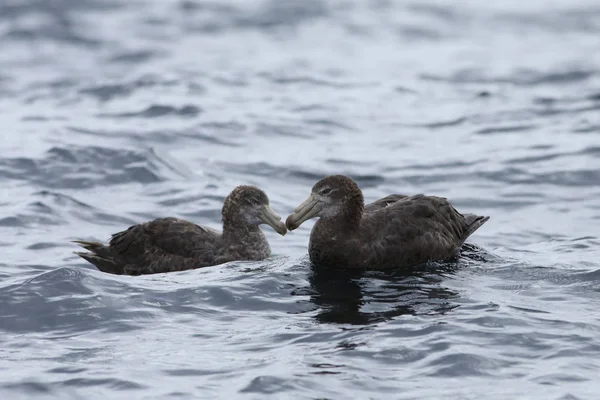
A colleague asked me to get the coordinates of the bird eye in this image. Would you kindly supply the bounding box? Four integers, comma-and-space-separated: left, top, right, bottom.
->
320, 188, 332, 195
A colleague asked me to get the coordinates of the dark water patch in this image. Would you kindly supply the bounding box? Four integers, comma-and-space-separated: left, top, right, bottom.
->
525, 170, 600, 187
216, 161, 387, 189
0, 0, 113, 47
0, 204, 62, 228
212, 74, 250, 87
0, 268, 153, 334
34, 190, 93, 209
108, 49, 159, 64
298, 262, 464, 325
408, 116, 467, 129
137, 285, 263, 315
4, 28, 101, 47
236, 0, 329, 30
21, 115, 68, 122
156, 192, 222, 212
422, 68, 596, 86
178, 0, 328, 34
495, 8, 600, 34
2, 381, 52, 394
425, 353, 511, 377
396, 25, 444, 41
4, 189, 136, 231
79, 77, 178, 102
0, 0, 122, 18
259, 72, 368, 89
533, 373, 589, 384
476, 124, 537, 135
178, 1, 237, 14
533, 103, 600, 118
18, 78, 79, 105
303, 118, 357, 133
67, 125, 238, 147
395, 85, 419, 94
308, 363, 344, 375
469, 168, 600, 187
506, 153, 564, 165
199, 121, 246, 136
0, 146, 184, 189
25, 190, 139, 228
326, 158, 373, 167
487, 260, 600, 290
47, 367, 88, 374
163, 368, 229, 377
56, 377, 145, 390
571, 268, 600, 283
177, 2, 242, 34
239, 375, 301, 394
220, 162, 384, 188
507, 305, 551, 314
578, 146, 600, 157
399, 171, 475, 186
534, 96, 557, 106
163, 392, 195, 399
408, 3, 465, 23
254, 121, 315, 138
396, 159, 480, 171
529, 144, 555, 150
524, 70, 597, 86
0, 381, 86, 400
42, 78, 79, 90
290, 103, 345, 113
587, 92, 600, 101
572, 123, 600, 134
97, 104, 202, 119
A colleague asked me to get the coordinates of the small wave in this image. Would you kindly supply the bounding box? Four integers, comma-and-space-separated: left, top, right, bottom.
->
3, 26, 101, 47
421, 68, 597, 86
108, 49, 158, 64
78, 77, 176, 102
55, 378, 145, 390
424, 352, 511, 377
97, 104, 202, 119
259, 72, 371, 89
0, 190, 139, 229
0, 145, 186, 189
293, 261, 467, 325
0, 268, 152, 335
476, 124, 537, 135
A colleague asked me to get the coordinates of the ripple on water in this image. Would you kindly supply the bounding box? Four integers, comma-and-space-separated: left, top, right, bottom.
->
0, 146, 187, 189
0, 268, 151, 335
97, 105, 202, 119
1, 0, 600, 399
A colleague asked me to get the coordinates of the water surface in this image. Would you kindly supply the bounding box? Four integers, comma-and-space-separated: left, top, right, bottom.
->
1, 0, 599, 399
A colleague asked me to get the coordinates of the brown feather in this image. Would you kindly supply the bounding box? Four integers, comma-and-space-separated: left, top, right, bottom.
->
303, 175, 489, 269
73, 186, 281, 275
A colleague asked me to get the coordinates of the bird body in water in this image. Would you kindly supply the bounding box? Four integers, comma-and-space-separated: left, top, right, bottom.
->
74, 185, 287, 275
285, 175, 489, 269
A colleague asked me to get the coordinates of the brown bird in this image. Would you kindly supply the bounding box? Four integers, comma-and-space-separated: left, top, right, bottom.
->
73, 185, 287, 275
286, 175, 489, 269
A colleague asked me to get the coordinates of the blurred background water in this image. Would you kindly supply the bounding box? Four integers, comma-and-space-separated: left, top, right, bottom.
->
0, 0, 599, 399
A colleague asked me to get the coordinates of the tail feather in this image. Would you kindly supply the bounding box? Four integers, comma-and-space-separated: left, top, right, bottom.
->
72, 240, 102, 252
461, 214, 490, 244
72, 240, 124, 275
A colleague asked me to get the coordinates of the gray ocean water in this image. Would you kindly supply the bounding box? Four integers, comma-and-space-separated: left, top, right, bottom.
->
1, 0, 599, 399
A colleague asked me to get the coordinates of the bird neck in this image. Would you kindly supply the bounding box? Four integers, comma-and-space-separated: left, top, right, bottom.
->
222, 218, 263, 242
319, 197, 363, 234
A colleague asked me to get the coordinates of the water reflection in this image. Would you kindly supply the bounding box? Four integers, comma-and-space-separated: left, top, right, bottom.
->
303, 244, 489, 325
